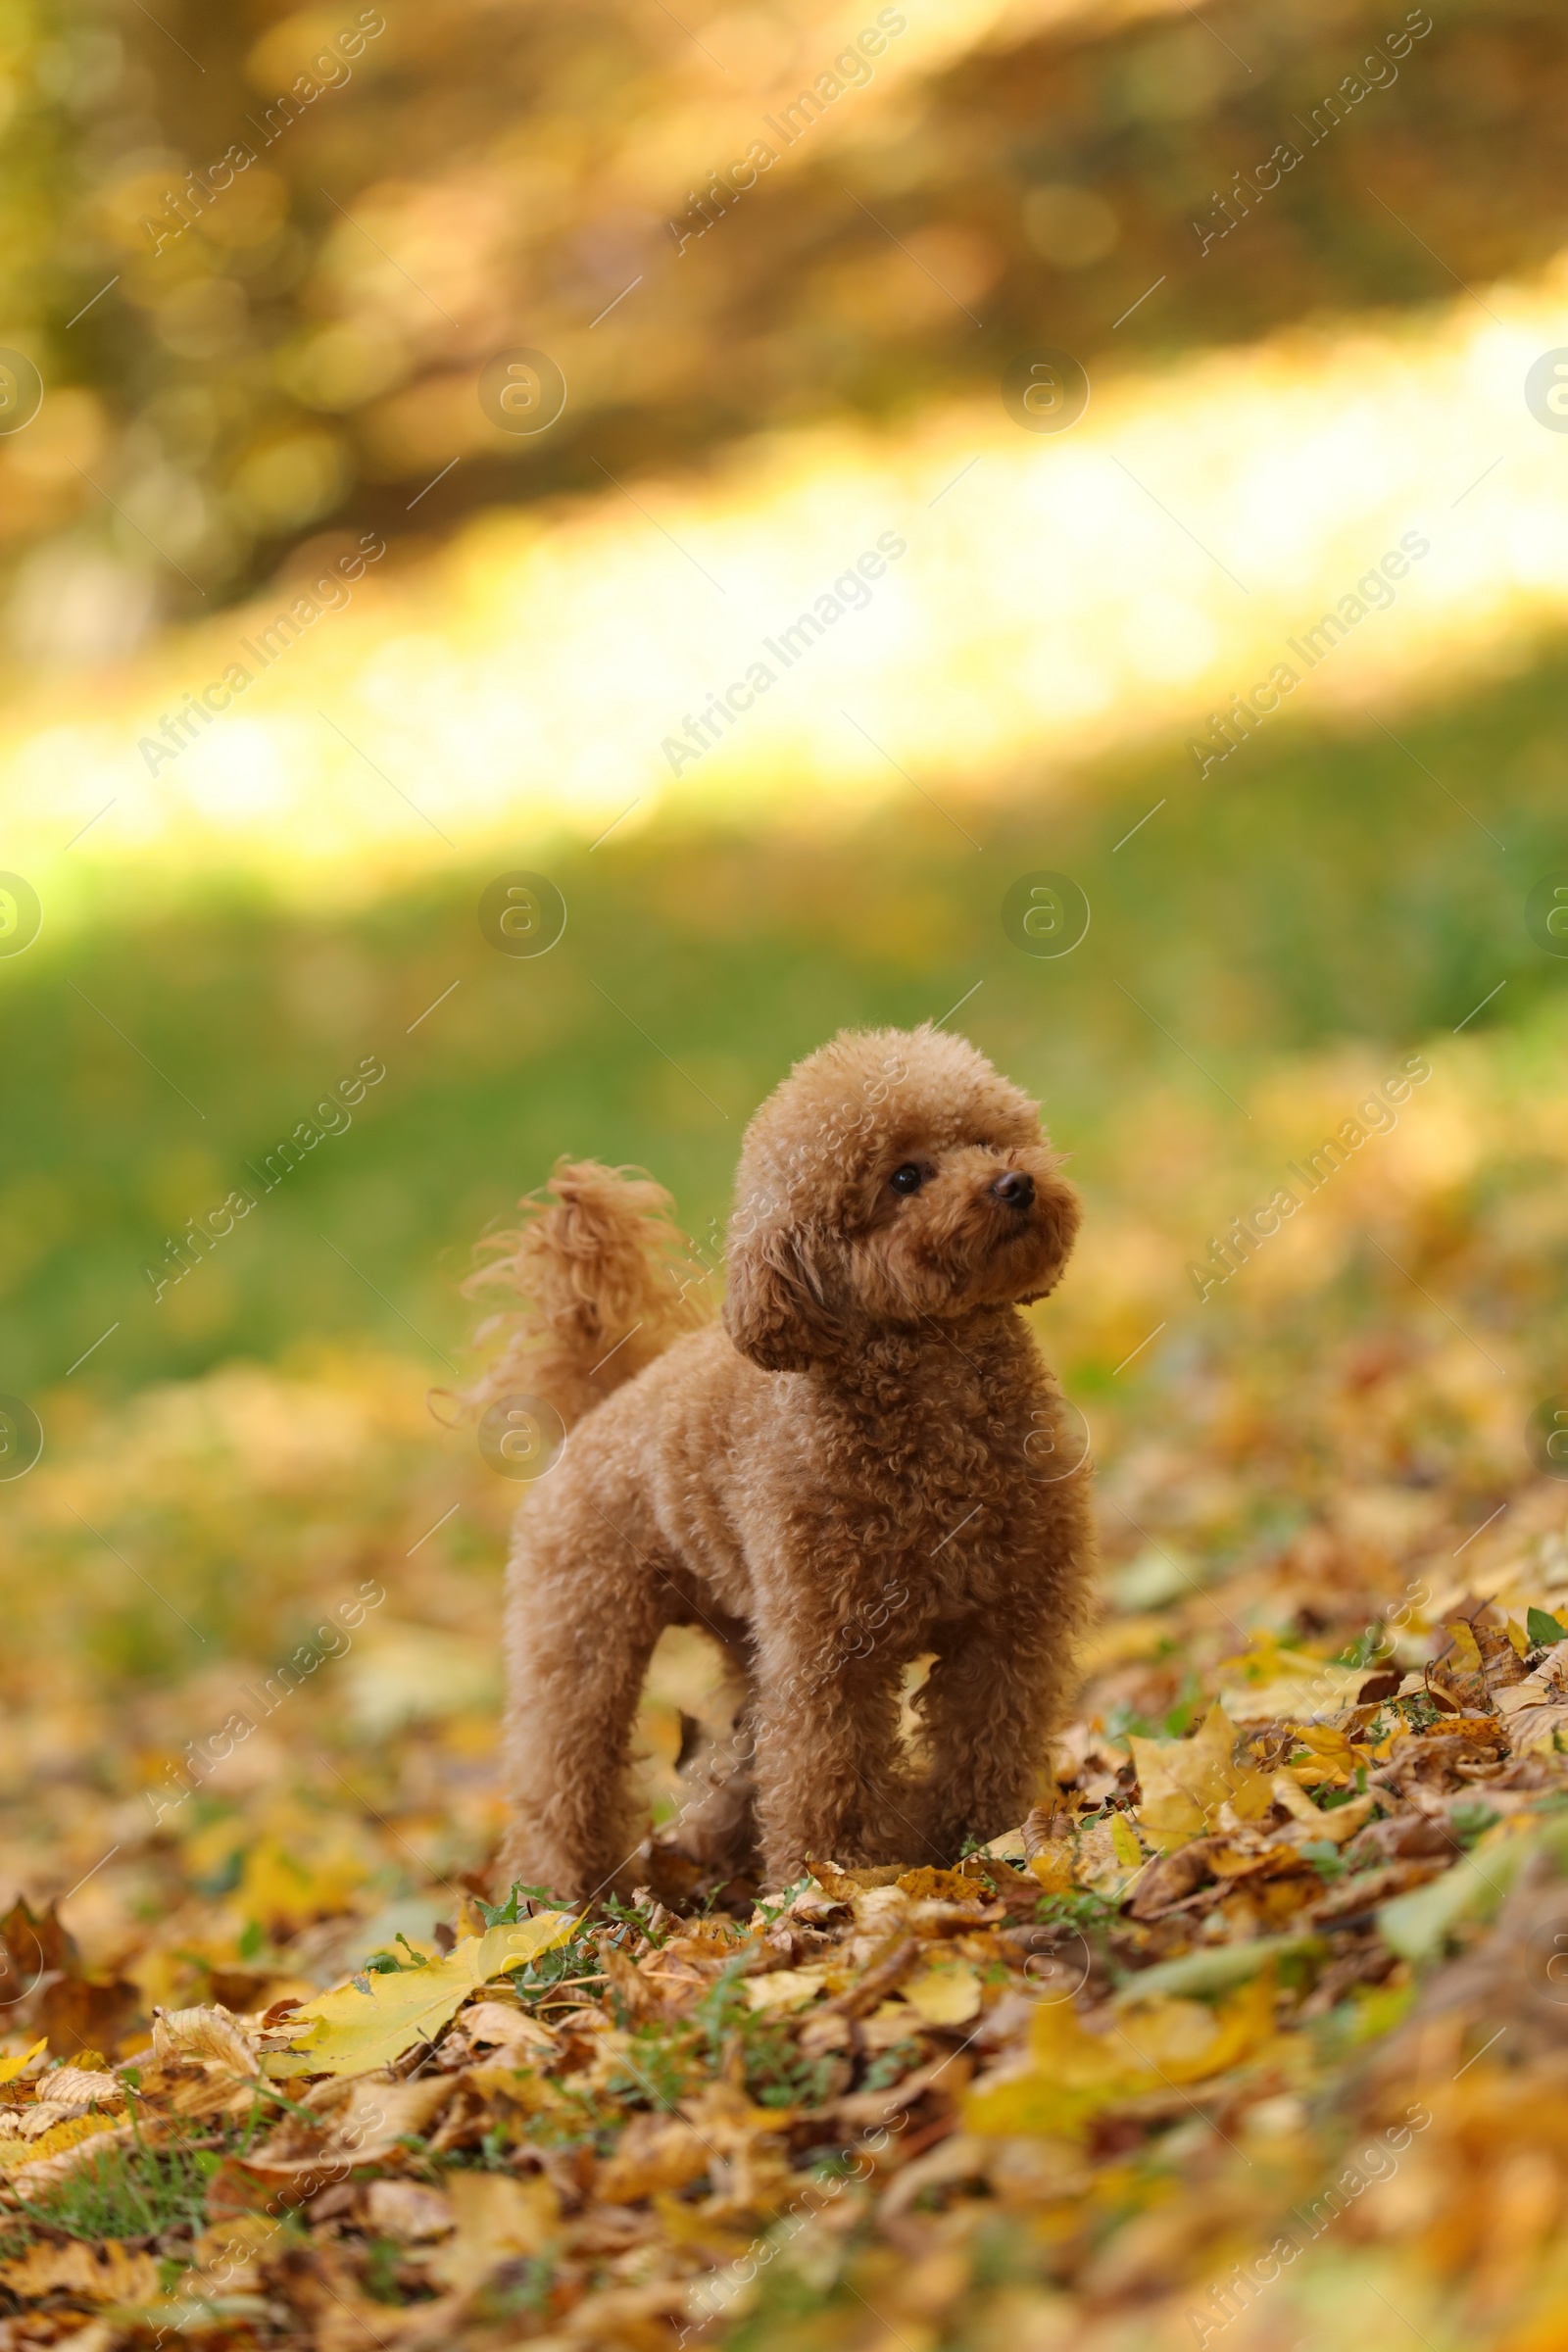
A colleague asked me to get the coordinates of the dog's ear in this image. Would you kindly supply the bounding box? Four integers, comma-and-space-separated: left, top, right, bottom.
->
723, 1222, 840, 1372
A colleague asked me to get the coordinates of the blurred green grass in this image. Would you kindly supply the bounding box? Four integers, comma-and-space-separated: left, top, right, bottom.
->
1, 644, 1563, 1397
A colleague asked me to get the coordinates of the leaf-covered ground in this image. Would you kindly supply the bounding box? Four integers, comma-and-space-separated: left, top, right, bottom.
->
2, 1030, 1568, 2349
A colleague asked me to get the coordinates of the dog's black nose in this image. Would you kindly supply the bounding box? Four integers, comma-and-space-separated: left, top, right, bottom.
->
992, 1170, 1035, 1209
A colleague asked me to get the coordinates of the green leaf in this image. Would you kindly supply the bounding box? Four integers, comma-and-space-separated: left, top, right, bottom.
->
1113, 1933, 1324, 2002
1299, 1840, 1348, 1880
1377, 1836, 1528, 1963
1527, 1607, 1568, 1647
475, 1880, 563, 1928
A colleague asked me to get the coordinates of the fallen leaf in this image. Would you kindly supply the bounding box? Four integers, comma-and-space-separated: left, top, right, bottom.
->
744, 1967, 832, 2014
1494, 1640, 1568, 1751
1129, 1702, 1275, 1848
0, 2037, 46, 2085
1109, 1813, 1145, 1869
42, 2065, 125, 2109
457, 1998, 556, 2055
597, 2111, 712, 2203
895, 1866, 985, 1901
1288, 1792, 1374, 1847
1379, 1822, 1536, 1961
0, 2237, 160, 2303
152, 2002, 259, 2075
0, 1897, 74, 1987
425, 2169, 559, 2291
361, 2178, 455, 2243
964, 1971, 1276, 2137
902, 1956, 982, 2026
1115, 1972, 1278, 2081
270, 1913, 578, 2077
238, 1833, 374, 1931
1027, 1838, 1075, 1893
1270, 1772, 1323, 1824
1446, 1620, 1485, 1676
1218, 1658, 1369, 1724
35, 1978, 140, 2058
0, 2114, 125, 2177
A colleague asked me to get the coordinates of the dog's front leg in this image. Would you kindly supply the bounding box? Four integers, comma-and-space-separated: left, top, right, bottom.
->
748, 1620, 922, 1886
912, 1613, 1068, 1859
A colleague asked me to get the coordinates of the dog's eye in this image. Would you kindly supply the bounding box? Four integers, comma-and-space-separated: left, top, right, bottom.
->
889, 1163, 924, 1196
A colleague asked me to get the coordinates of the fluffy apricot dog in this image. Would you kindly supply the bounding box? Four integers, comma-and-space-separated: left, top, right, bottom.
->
466, 1024, 1095, 1903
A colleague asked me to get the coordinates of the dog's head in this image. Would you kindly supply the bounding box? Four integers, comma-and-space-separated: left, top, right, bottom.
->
723, 1024, 1079, 1371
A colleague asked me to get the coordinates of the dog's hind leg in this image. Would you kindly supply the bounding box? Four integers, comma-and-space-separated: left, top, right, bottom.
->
496, 1496, 673, 1907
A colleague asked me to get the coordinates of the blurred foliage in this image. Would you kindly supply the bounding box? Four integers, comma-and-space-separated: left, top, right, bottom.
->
3, 0, 1566, 656
1, 635, 1563, 1394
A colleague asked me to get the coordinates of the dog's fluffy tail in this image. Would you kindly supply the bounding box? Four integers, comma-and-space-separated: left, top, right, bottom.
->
459, 1158, 708, 1431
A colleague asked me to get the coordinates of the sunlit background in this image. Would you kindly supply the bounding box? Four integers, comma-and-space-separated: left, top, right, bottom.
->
2, 0, 1568, 2339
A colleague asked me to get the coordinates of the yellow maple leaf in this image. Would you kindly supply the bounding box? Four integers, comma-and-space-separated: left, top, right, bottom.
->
267, 1914, 579, 2078
1129, 1701, 1274, 1849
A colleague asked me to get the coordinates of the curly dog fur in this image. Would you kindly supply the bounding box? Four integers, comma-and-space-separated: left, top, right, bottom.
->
473, 1024, 1096, 1902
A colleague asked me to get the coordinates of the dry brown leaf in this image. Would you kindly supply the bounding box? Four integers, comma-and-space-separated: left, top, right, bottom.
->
0, 2235, 159, 2303
424, 2169, 559, 2290
267, 2242, 416, 2352
600, 1940, 678, 2023
41, 2066, 125, 2111
453, 1998, 555, 2056
597, 2110, 713, 2202
151, 2002, 260, 2076
361, 2178, 456, 2242
35, 1978, 141, 2059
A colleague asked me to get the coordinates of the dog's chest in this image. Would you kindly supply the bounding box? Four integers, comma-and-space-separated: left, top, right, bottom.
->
799, 1345, 1057, 1617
